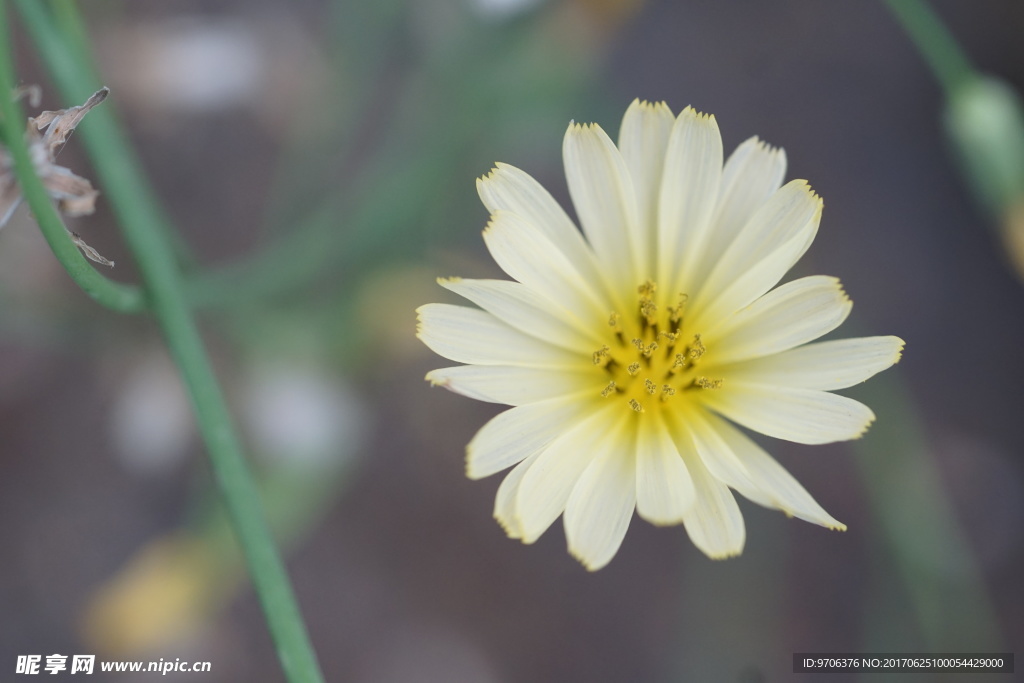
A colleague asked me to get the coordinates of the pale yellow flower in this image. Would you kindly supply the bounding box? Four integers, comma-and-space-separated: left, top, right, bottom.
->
417, 99, 903, 570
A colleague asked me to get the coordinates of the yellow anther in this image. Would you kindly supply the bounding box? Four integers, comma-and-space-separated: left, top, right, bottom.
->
695, 377, 723, 389
637, 280, 658, 297
672, 353, 687, 370
608, 312, 622, 331
644, 378, 657, 395
628, 398, 644, 413
660, 385, 676, 401
627, 362, 641, 376
658, 331, 678, 344
600, 381, 617, 398
593, 345, 611, 365
668, 293, 688, 323
632, 338, 657, 357
689, 334, 706, 361
640, 299, 658, 324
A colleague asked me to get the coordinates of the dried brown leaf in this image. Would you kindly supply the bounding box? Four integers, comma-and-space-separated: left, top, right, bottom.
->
69, 230, 115, 268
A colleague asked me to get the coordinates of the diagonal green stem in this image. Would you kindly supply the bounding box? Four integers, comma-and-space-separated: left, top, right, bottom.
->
2, 5, 324, 681
880, 0, 976, 95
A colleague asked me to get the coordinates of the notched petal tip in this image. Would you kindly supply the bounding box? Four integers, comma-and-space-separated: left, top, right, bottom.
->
476, 170, 494, 187
413, 305, 430, 338
568, 548, 608, 572
424, 369, 447, 387
628, 98, 672, 115
494, 513, 523, 540
515, 518, 544, 545
477, 162, 515, 186
637, 506, 690, 527
784, 178, 822, 205
891, 336, 907, 364
480, 214, 500, 238
465, 456, 488, 481
564, 120, 609, 139
852, 410, 878, 440
780, 505, 847, 531
706, 548, 743, 561
677, 105, 717, 125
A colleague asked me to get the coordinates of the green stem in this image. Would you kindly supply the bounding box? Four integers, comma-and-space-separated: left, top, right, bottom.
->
880, 0, 976, 95
0, 20, 143, 311
853, 373, 1001, 651
3, 5, 325, 681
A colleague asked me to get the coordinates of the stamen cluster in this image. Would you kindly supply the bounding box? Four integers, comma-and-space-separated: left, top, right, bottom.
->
593, 280, 721, 414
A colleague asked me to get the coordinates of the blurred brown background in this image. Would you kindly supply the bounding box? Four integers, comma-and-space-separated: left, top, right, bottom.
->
1, 1, 1022, 681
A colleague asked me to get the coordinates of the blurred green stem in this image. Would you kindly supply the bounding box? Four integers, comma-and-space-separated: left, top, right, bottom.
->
4, 4, 324, 681
880, 0, 975, 95
853, 373, 1001, 651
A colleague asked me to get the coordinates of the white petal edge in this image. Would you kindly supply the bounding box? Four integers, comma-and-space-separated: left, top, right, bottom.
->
692, 179, 821, 328
416, 303, 582, 367
618, 99, 675, 274
515, 403, 622, 544
693, 136, 787, 286
668, 421, 745, 559
466, 395, 589, 479
706, 275, 852, 364
700, 412, 846, 529
717, 336, 905, 391
426, 365, 594, 407
494, 451, 540, 539
477, 162, 607, 300
563, 122, 641, 292
702, 381, 876, 444
657, 107, 724, 296
564, 418, 636, 570
482, 210, 607, 321
440, 277, 602, 351
635, 416, 696, 526
679, 407, 759, 498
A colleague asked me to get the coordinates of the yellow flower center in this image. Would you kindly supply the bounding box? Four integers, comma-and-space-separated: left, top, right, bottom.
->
593, 280, 722, 414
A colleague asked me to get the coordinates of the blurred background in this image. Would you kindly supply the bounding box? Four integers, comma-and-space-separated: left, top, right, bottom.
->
1, 0, 1022, 681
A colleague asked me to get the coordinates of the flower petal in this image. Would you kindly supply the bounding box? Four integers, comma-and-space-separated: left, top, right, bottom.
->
483, 210, 607, 320
692, 179, 821, 326
466, 396, 588, 479
667, 422, 745, 558
693, 136, 787, 285
719, 336, 905, 390
682, 407, 758, 496
563, 122, 641, 292
515, 404, 620, 543
618, 99, 675, 273
701, 413, 845, 529
494, 452, 540, 539
564, 418, 636, 570
702, 382, 876, 444
440, 277, 601, 351
635, 416, 695, 526
707, 276, 852, 363
657, 107, 724, 296
477, 162, 605, 295
416, 303, 582, 367
426, 365, 594, 407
